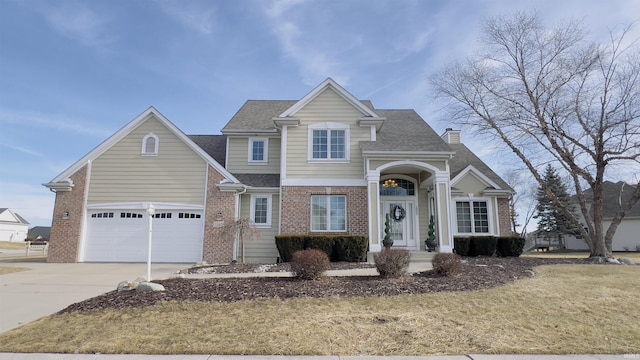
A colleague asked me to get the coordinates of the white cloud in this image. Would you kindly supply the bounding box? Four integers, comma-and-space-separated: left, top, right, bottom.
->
41, 2, 114, 49
158, 1, 216, 35
265, 0, 306, 19
0, 143, 43, 157
0, 107, 112, 138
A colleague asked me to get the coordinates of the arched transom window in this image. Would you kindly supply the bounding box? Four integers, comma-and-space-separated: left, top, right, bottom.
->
380, 178, 415, 196
141, 133, 159, 156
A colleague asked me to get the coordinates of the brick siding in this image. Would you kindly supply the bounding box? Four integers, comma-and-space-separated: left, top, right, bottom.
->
47, 164, 88, 263
203, 166, 237, 263
280, 186, 368, 236
497, 197, 512, 236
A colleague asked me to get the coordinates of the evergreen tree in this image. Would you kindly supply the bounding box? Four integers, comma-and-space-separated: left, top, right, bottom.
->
534, 165, 577, 247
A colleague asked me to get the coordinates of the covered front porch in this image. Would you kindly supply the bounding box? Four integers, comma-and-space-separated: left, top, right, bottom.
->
366, 159, 454, 254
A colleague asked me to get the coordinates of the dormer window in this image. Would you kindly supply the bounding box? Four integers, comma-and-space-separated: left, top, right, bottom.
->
142, 133, 159, 156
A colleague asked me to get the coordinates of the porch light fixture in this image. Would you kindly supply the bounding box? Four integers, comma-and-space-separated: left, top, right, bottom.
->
62, 211, 69, 219
383, 179, 398, 188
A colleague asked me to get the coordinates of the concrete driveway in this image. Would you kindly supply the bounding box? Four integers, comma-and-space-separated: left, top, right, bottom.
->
0, 261, 189, 334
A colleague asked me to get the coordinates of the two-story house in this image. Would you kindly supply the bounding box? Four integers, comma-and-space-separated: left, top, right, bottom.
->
44, 78, 513, 263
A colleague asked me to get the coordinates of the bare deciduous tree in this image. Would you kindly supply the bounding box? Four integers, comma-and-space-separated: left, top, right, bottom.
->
431, 12, 640, 258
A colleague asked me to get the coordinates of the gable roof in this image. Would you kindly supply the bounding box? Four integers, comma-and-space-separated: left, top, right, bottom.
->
448, 143, 513, 192
278, 78, 380, 119
222, 100, 296, 134
188, 135, 227, 167
360, 110, 453, 153
0, 208, 30, 225
28, 226, 51, 239
584, 181, 640, 218
45, 107, 240, 188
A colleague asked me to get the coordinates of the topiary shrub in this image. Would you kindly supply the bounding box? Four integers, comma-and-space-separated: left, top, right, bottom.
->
496, 237, 525, 257
432, 253, 462, 277
374, 249, 410, 278
290, 249, 330, 280
453, 237, 471, 256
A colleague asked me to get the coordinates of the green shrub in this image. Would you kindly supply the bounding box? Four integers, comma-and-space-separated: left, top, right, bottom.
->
453, 237, 471, 256
305, 236, 335, 259
496, 237, 525, 257
290, 249, 330, 280
374, 249, 410, 278
432, 253, 462, 276
470, 236, 498, 256
275, 236, 305, 262
276, 235, 368, 263
333, 236, 368, 262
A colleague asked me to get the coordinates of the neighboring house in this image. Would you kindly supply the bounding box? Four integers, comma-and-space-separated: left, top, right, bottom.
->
564, 181, 640, 252
0, 208, 30, 242
43, 78, 513, 263
27, 226, 51, 241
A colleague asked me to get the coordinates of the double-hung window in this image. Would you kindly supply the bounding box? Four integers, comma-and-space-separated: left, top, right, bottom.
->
250, 195, 272, 227
311, 195, 346, 232
308, 123, 349, 161
249, 138, 268, 163
455, 200, 489, 233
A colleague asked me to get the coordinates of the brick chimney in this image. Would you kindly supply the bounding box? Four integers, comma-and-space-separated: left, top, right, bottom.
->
441, 128, 461, 144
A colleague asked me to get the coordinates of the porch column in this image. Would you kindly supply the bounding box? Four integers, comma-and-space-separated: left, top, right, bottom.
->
366, 170, 381, 252
434, 171, 453, 253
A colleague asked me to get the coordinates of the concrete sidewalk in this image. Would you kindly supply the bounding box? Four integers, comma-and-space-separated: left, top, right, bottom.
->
0, 353, 633, 359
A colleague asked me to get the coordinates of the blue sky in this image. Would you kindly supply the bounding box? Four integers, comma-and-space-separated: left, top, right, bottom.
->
1, 0, 639, 227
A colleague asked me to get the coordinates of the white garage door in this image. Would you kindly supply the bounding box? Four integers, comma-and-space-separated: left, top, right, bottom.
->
84, 210, 204, 262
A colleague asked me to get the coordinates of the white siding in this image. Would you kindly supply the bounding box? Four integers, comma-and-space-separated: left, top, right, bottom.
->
88, 116, 207, 205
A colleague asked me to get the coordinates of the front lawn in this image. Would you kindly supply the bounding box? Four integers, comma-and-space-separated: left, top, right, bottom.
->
0, 262, 638, 355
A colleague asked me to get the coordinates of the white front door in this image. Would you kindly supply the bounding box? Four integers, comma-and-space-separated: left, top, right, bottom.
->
381, 200, 416, 248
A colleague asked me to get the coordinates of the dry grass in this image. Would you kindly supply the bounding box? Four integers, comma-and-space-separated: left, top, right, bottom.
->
524, 251, 640, 262
0, 264, 638, 355
0, 241, 27, 250
0, 266, 30, 275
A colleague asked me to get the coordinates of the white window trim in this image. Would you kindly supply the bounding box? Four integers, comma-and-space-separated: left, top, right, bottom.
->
307, 122, 350, 162
250, 194, 272, 228
310, 195, 347, 232
453, 197, 493, 235
248, 137, 268, 164
141, 133, 159, 156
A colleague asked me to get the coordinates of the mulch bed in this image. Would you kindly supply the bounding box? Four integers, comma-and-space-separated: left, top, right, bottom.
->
58, 257, 586, 315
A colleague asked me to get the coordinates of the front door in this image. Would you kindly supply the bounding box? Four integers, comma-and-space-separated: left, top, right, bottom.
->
381, 200, 416, 248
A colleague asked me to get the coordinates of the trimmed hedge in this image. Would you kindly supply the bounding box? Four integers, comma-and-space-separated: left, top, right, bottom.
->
453, 237, 471, 256
454, 236, 524, 257
472, 236, 498, 256
333, 236, 368, 262
275, 235, 368, 262
496, 237, 526, 257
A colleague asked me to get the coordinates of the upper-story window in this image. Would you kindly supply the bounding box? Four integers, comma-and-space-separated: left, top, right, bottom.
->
249, 137, 268, 164
308, 123, 350, 162
142, 133, 159, 156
